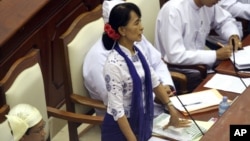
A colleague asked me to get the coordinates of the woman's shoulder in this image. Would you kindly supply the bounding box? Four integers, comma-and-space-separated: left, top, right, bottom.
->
106, 50, 124, 65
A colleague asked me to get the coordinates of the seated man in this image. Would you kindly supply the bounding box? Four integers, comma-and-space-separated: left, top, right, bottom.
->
155, 0, 242, 91
219, 0, 250, 20
207, 0, 250, 49
6, 103, 46, 141
83, 0, 175, 116
219, 0, 250, 36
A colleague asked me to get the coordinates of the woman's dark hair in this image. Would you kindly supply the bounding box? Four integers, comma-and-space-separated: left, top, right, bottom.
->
102, 2, 141, 50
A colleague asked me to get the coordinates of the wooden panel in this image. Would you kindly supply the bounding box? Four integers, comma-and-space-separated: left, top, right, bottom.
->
0, 0, 103, 108
38, 0, 88, 107
0, 0, 49, 78
83, 0, 104, 10
0, 0, 49, 46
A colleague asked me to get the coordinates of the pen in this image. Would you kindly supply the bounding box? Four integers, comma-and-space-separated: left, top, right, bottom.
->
217, 42, 225, 48
183, 102, 202, 106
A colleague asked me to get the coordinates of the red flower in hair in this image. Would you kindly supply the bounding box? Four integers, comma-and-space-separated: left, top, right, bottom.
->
104, 23, 120, 40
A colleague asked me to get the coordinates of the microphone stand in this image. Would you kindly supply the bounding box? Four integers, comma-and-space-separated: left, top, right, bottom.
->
231, 39, 248, 88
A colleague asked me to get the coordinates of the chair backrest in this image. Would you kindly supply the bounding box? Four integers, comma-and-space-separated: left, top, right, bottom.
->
0, 49, 49, 140
0, 105, 13, 141
127, 0, 160, 44
61, 5, 104, 114
60, 5, 104, 141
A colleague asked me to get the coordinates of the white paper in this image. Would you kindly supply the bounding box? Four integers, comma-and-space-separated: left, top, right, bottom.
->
204, 73, 250, 93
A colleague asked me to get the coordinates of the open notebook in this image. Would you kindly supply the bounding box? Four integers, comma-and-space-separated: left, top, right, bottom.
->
169, 89, 225, 116
230, 45, 250, 70
152, 113, 214, 141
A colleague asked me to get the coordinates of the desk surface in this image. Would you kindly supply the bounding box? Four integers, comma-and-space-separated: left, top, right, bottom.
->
185, 74, 238, 121
198, 34, 250, 140
161, 74, 240, 141
200, 84, 250, 141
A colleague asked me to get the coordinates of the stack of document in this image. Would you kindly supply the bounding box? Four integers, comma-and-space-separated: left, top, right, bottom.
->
152, 113, 214, 141
230, 45, 250, 70
169, 89, 224, 116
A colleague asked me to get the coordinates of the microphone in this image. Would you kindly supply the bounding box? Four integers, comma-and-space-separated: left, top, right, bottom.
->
231, 38, 248, 88
173, 92, 205, 135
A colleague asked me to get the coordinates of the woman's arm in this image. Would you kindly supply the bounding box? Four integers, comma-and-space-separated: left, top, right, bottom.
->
117, 115, 137, 141
153, 84, 190, 128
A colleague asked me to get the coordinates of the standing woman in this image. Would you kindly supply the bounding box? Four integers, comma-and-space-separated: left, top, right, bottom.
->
101, 3, 189, 141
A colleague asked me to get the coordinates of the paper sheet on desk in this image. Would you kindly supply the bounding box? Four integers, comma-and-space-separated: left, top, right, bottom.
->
204, 73, 250, 93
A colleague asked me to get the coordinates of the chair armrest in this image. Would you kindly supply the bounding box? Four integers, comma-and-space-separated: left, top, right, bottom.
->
47, 106, 103, 124
167, 63, 207, 79
70, 94, 107, 110
170, 71, 188, 94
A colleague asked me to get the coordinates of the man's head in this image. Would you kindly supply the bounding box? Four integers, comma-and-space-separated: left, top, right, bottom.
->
195, 0, 220, 7
6, 103, 45, 141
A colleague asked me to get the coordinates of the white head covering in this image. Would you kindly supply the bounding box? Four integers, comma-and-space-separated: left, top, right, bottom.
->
102, 0, 125, 23
6, 103, 42, 141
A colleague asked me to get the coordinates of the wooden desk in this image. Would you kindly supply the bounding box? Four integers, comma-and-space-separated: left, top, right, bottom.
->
156, 74, 239, 140
189, 35, 250, 140
174, 35, 250, 140
185, 73, 250, 141
182, 74, 238, 121
200, 85, 250, 141
215, 35, 250, 78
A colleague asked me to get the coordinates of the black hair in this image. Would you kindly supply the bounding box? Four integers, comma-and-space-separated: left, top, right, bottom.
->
102, 2, 141, 50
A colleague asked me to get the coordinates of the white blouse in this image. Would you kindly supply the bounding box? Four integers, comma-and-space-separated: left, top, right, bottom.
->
103, 44, 160, 121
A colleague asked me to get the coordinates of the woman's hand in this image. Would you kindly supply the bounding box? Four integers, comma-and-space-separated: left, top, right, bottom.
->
163, 105, 190, 129
154, 85, 174, 104
164, 85, 174, 97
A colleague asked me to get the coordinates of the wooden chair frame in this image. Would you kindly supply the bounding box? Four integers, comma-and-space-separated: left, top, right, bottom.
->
59, 5, 106, 141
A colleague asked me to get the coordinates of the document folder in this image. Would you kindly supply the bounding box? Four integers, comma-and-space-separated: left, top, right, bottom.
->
170, 89, 225, 116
